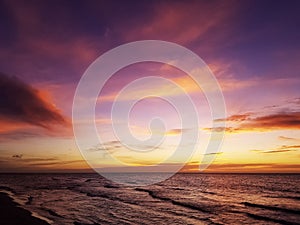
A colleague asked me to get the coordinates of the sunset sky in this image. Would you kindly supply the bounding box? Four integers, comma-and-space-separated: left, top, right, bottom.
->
0, 0, 299, 173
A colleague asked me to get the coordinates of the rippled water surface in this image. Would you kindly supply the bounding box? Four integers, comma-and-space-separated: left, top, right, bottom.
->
0, 173, 299, 225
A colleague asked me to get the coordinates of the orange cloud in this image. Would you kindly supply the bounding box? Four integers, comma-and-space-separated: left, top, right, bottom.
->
215, 113, 252, 122
164, 128, 191, 136
1, 154, 89, 172
240, 112, 300, 131
206, 112, 300, 133
181, 163, 300, 173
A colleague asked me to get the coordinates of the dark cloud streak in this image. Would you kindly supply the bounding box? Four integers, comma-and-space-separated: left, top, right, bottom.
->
12, 154, 23, 159
278, 136, 299, 141
210, 111, 300, 133
251, 145, 300, 154
0, 73, 68, 129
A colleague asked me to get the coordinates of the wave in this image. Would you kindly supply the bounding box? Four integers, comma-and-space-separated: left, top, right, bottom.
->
103, 184, 120, 189
135, 188, 211, 213
242, 201, 300, 215
44, 208, 63, 218
264, 195, 300, 201
246, 212, 298, 225
26, 196, 33, 205
73, 222, 101, 225
0, 185, 15, 193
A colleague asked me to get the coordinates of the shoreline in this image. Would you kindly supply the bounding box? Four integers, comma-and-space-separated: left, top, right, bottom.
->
0, 192, 50, 225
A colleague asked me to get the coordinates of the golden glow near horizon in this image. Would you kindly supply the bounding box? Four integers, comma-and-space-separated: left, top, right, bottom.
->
1, 67, 299, 173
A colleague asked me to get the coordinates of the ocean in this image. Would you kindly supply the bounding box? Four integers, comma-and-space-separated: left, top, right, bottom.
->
0, 173, 299, 225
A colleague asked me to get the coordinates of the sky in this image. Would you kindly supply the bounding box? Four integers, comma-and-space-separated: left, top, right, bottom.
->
0, 0, 299, 173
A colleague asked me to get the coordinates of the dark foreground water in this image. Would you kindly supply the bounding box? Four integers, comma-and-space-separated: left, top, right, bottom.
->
0, 173, 299, 225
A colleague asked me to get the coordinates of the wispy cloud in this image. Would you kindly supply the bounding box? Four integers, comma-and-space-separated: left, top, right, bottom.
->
123, 0, 237, 45
280, 145, 300, 150
88, 141, 122, 155
0, 129, 57, 141
251, 145, 300, 154
165, 128, 190, 136
278, 136, 300, 141
204, 152, 223, 156
9, 155, 85, 167
88, 140, 162, 154
215, 113, 252, 122
251, 149, 296, 154
28, 160, 85, 167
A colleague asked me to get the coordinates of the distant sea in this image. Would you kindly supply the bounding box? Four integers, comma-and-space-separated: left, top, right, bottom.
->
0, 173, 299, 225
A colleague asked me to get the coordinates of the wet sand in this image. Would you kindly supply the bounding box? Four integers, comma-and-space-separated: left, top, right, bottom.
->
0, 192, 50, 225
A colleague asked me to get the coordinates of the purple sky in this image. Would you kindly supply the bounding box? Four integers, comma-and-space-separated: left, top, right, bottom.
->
0, 0, 299, 172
